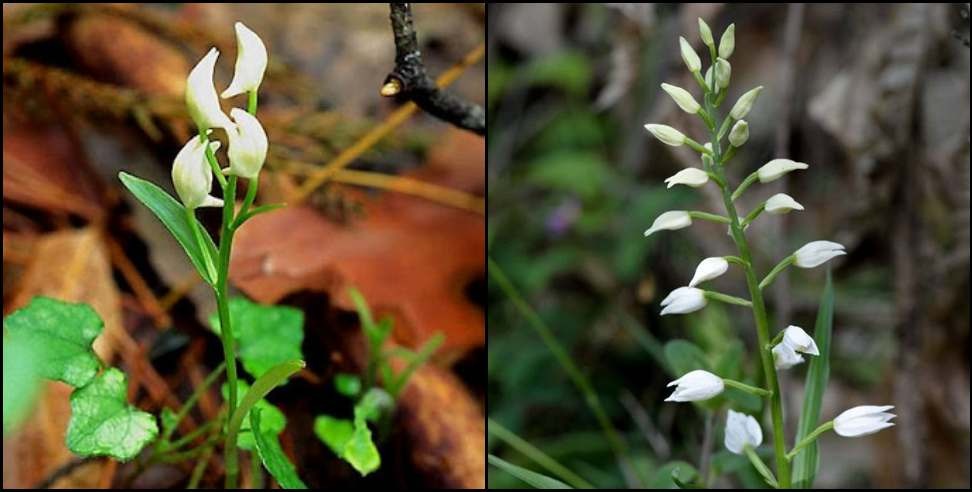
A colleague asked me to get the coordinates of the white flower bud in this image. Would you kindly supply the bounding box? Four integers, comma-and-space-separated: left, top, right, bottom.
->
714, 57, 731, 89
704, 66, 714, 89
782, 325, 820, 356
221, 22, 268, 99
772, 342, 804, 370
665, 369, 724, 402
764, 193, 804, 214
172, 135, 223, 210
679, 36, 702, 73
756, 158, 808, 183
718, 23, 735, 59
728, 120, 749, 147
724, 409, 763, 454
644, 210, 692, 237
225, 108, 268, 179
689, 257, 729, 287
664, 168, 709, 189
833, 405, 896, 437
186, 48, 233, 132
793, 240, 846, 268
644, 124, 686, 147
660, 287, 707, 316
698, 18, 715, 50
661, 83, 701, 114
729, 86, 763, 120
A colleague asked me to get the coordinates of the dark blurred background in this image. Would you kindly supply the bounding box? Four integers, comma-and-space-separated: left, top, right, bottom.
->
487, 3, 969, 489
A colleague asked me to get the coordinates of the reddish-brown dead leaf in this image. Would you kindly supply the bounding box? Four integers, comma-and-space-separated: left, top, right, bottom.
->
230, 129, 485, 360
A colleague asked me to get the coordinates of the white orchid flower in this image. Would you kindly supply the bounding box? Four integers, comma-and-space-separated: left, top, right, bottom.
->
756, 158, 808, 183
664, 168, 709, 189
186, 48, 233, 132
644, 124, 687, 147
665, 369, 724, 402
772, 342, 804, 370
644, 211, 692, 236
221, 22, 268, 99
661, 83, 701, 114
729, 86, 763, 120
764, 193, 804, 214
724, 409, 763, 454
172, 135, 223, 210
833, 405, 896, 437
793, 240, 846, 268
225, 108, 268, 179
689, 257, 729, 287
782, 325, 820, 356
660, 287, 707, 315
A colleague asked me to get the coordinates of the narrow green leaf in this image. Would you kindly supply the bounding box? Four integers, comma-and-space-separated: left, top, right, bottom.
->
347, 287, 374, 330
387, 332, 445, 399
488, 454, 573, 489
487, 417, 594, 489
66, 368, 158, 461
118, 172, 217, 285
251, 409, 308, 489
221, 381, 286, 450
226, 360, 304, 455
334, 373, 362, 398
744, 446, 779, 488
343, 419, 381, 476
792, 271, 834, 488
3, 296, 102, 387
313, 414, 354, 456
209, 297, 304, 378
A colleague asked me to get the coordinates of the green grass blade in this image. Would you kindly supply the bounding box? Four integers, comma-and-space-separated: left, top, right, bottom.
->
792, 270, 834, 487
488, 454, 573, 489
488, 418, 593, 489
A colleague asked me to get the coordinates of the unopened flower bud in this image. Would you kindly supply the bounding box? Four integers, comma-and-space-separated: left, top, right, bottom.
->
719, 23, 736, 59
724, 409, 763, 454
782, 325, 820, 356
679, 36, 701, 73
756, 158, 807, 183
186, 48, 233, 132
793, 241, 846, 268
764, 193, 804, 214
688, 257, 729, 287
664, 168, 709, 189
728, 120, 749, 147
730, 86, 763, 120
644, 210, 692, 236
660, 287, 707, 315
661, 83, 701, 114
833, 405, 896, 437
698, 18, 715, 50
644, 124, 686, 147
665, 370, 724, 402
714, 57, 731, 89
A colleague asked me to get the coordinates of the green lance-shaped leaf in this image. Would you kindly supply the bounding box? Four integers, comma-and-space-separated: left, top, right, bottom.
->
210, 297, 304, 379
488, 454, 573, 489
3, 296, 103, 388
65, 368, 158, 461
118, 172, 218, 285
221, 381, 286, 451
251, 408, 308, 489
792, 271, 834, 488
385, 332, 445, 399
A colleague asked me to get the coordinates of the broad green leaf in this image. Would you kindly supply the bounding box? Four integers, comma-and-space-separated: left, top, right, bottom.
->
222, 381, 286, 450
386, 332, 445, 399
488, 454, 572, 489
793, 271, 834, 488
3, 333, 42, 434
333, 373, 361, 398
313, 414, 354, 456
353, 388, 393, 424
648, 461, 698, 489
251, 409, 307, 489
118, 172, 217, 285
210, 297, 304, 378
343, 419, 381, 476
3, 296, 102, 387
66, 368, 158, 461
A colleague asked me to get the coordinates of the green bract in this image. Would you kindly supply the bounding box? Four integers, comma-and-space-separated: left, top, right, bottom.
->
252, 409, 307, 489
66, 368, 159, 461
210, 297, 304, 379
3, 296, 102, 388
222, 381, 286, 451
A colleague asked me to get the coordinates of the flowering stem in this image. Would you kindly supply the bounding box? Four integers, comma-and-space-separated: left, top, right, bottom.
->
703, 290, 752, 308
684, 137, 711, 155
215, 175, 240, 488
247, 90, 258, 114
759, 256, 795, 291
730, 172, 758, 202
705, 101, 790, 487
785, 421, 834, 461
722, 378, 771, 397
199, 131, 228, 189
687, 210, 731, 224
741, 203, 766, 228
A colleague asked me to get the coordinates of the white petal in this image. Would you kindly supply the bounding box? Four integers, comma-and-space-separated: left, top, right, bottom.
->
226, 108, 269, 179
793, 240, 846, 268
756, 158, 808, 183
666, 370, 723, 402
659, 287, 706, 315
772, 343, 804, 370
186, 48, 233, 131
834, 405, 897, 437
783, 325, 819, 356
221, 22, 269, 98
764, 193, 804, 214
664, 168, 709, 188
644, 211, 692, 236
172, 135, 221, 209
644, 124, 686, 147
688, 257, 729, 287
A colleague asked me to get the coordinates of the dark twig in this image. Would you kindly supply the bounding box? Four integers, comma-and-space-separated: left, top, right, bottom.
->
383, 3, 485, 135
35, 457, 98, 489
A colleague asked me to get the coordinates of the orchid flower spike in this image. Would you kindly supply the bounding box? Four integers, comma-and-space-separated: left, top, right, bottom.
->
724, 409, 763, 454
665, 370, 724, 402
186, 48, 233, 132
689, 257, 729, 287
664, 168, 709, 189
225, 108, 268, 179
772, 342, 804, 370
793, 240, 846, 268
644, 211, 692, 236
660, 287, 707, 315
172, 134, 223, 210
833, 405, 896, 437
782, 325, 820, 356
221, 22, 268, 98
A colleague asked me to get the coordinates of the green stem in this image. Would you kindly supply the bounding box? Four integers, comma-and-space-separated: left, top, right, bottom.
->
684, 137, 711, 155
488, 258, 645, 487
731, 172, 758, 202
724, 255, 748, 268
247, 90, 258, 115
186, 208, 218, 284
251, 452, 264, 489
216, 175, 240, 488
199, 130, 228, 189
721, 145, 738, 164
688, 210, 730, 224
759, 256, 795, 291
159, 362, 226, 445
722, 378, 771, 397
786, 421, 834, 461
768, 329, 786, 349
187, 444, 214, 489
703, 290, 752, 308
717, 116, 734, 141
741, 203, 766, 228
233, 178, 259, 230
693, 70, 708, 92
705, 99, 790, 487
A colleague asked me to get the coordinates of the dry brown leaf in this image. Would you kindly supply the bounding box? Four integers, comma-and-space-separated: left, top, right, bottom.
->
230, 129, 485, 361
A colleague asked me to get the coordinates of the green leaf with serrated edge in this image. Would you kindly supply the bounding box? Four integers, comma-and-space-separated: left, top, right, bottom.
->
118, 172, 217, 285
314, 415, 354, 456
353, 388, 393, 423
3, 296, 102, 388
3, 333, 42, 434
333, 373, 361, 398
66, 368, 158, 461
387, 332, 444, 398
251, 409, 307, 489
343, 419, 381, 476
648, 461, 698, 489
793, 271, 834, 488
488, 454, 572, 489
221, 381, 286, 451
209, 297, 304, 379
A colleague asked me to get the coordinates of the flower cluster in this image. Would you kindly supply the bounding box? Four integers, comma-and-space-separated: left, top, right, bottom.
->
175, 22, 268, 210
644, 18, 894, 486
